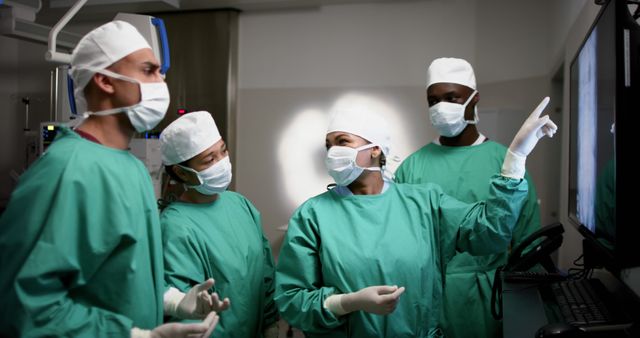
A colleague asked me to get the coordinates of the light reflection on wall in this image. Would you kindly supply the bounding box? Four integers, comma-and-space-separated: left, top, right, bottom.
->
277, 92, 413, 210
276, 108, 330, 210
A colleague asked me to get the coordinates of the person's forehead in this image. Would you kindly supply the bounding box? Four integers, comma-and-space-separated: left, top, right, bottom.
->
427, 83, 469, 96
326, 131, 365, 142
120, 48, 159, 66
196, 139, 225, 156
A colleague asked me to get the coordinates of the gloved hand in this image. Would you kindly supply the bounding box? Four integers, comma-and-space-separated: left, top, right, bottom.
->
502, 97, 557, 179
263, 321, 279, 338
508, 97, 557, 157
340, 285, 405, 315
164, 278, 231, 320
130, 311, 219, 338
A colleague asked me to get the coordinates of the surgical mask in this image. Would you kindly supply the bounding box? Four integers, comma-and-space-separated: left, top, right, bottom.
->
180, 156, 233, 195
84, 68, 170, 132
325, 144, 381, 186
429, 90, 478, 137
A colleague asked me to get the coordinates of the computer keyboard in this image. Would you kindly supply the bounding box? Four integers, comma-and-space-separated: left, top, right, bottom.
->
504, 271, 567, 283
550, 279, 613, 326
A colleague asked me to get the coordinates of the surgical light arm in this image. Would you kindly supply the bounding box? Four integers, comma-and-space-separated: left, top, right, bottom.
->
44, 0, 86, 64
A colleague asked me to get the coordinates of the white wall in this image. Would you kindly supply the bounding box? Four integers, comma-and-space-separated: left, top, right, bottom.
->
239, 0, 477, 88
236, 0, 573, 256
549, 0, 593, 66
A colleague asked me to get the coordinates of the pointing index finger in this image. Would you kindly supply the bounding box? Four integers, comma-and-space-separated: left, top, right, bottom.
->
529, 96, 550, 119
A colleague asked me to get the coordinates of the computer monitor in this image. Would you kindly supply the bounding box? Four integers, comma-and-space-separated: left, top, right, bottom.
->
568, 0, 640, 274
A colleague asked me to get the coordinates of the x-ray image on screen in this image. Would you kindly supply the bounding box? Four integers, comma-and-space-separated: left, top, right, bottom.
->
576, 29, 598, 233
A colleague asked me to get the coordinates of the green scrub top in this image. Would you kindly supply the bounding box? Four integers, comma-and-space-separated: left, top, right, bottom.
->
161, 191, 278, 337
395, 141, 540, 338
275, 176, 527, 338
0, 127, 164, 337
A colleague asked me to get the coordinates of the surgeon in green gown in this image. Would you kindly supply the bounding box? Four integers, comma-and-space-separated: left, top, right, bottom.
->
275, 94, 556, 337
395, 58, 542, 338
160, 111, 279, 338
0, 21, 218, 338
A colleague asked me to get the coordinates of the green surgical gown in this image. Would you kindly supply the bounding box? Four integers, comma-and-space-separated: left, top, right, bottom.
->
161, 191, 278, 337
275, 176, 527, 338
395, 141, 540, 338
0, 127, 164, 337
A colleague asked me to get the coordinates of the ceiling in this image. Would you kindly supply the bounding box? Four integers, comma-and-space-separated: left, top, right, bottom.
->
32, 0, 419, 25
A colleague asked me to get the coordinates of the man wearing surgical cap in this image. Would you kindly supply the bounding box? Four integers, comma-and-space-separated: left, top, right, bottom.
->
160, 111, 279, 338
274, 89, 555, 337
0, 21, 219, 338
396, 57, 544, 338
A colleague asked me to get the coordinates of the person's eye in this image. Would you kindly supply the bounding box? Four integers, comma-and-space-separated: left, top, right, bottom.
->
144, 67, 158, 76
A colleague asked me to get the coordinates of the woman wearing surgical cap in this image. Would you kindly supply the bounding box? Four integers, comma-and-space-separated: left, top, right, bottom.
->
160, 111, 279, 338
396, 58, 542, 338
274, 94, 557, 337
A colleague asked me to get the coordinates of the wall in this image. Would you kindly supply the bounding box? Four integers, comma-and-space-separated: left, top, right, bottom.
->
236, 0, 570, 256
549, 0, 594, 68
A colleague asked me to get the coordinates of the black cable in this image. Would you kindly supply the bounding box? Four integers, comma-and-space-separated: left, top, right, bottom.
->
573, 254, 584, 267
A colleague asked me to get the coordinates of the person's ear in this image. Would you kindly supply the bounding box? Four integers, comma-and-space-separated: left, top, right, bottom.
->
92, 73, 116, 95
371, 146, 382, 159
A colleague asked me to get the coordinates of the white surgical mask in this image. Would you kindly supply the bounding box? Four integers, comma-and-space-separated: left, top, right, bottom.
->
325, 144, 381, 186
429, 90, 478, 137
180, 156, 233, 195
84, 68, 170, 132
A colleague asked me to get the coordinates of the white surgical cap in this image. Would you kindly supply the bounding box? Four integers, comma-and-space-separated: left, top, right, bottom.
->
426, 57, 476, 90
326, 94, 391, 156
160, 111, 222, 165
69, 21, 151, 113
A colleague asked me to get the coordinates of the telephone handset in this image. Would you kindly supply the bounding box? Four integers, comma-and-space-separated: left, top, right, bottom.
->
504, 222, 565, 273
491, 222, 565, 320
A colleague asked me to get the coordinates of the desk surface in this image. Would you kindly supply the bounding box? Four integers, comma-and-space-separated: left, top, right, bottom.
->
503, 282, 548, 338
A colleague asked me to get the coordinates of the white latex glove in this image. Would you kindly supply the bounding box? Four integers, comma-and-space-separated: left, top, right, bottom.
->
130, 311, 219, 338
324, 285, 405, 316
508, 97, 557, 157
263, 321, 279, 338
164, 279, 231, 320
502, 97, 557, 179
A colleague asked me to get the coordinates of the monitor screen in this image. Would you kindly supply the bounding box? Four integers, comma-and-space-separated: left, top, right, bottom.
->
569, 0, 640, 274
568, 0, 616, 251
